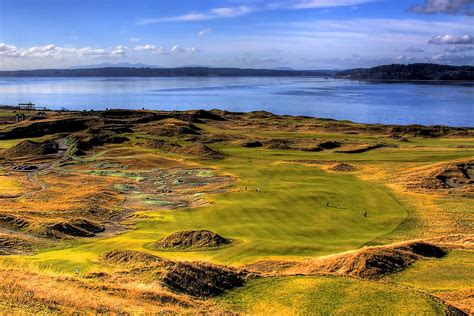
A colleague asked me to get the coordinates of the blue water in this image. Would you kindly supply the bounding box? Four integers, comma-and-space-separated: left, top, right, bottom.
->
0, 77, 472, 127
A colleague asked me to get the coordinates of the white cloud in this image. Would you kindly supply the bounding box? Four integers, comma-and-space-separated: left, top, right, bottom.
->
0, 43, 126, 59
129, 37, 141, 42
444, 45, 474, 52
134, 44, 198, 54
428, 34, 474, 44
404, 47, 424, 52
139, 6, 252, 23
431, 52, 474, 64
198, 28, 212, 37
137, 1, 375, 24
110, 45, 127, 57
410, 0, 474, 15
284, 0, 375, 9
0, 43, 20, 57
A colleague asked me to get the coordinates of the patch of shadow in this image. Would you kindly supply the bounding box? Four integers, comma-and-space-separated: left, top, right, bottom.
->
163, 261, 253, 297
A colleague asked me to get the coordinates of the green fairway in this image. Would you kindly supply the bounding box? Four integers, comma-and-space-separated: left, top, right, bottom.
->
216, 276, 445, 315
10, 153, 408, 272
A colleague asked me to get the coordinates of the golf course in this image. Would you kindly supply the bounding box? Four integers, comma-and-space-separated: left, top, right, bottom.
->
0, 108, 472, 314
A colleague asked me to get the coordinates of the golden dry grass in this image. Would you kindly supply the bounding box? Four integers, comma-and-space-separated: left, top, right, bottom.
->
0, 268, 206, 314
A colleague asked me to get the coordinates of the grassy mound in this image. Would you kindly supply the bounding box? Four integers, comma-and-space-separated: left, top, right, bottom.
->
163, 261, 249, 297
100, 249, 165, 265
387, 249, 474, 314
179, 144, 224, 160
43, 218, 104, 238
0, 233, 34, 255
317, 247, 421, 279
0, 213, 29, 230
329, 162, 356, 172
0, 117, 91, 140
313, 242, 446, 279
138, 120, 201, 136
67, 130, 129, 156
217, 276, 447, 315
266, 140, 290, 150
437, 289, 474, 315
141, 139, 223, 159
4, 140, 58, 158
398, 159, 473, 193
246, 241, 447, 279
69, 218, 105, 234
152, 230, 232, 250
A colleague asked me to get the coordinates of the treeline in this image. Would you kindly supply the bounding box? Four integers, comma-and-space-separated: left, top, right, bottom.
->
335, 63, 474, 81
0, 67, 330, 77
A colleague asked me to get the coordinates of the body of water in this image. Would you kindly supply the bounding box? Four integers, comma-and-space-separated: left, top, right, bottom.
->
0, 77, 472, 127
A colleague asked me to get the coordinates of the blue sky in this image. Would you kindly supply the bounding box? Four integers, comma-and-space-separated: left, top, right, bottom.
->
0, 0, 473, 69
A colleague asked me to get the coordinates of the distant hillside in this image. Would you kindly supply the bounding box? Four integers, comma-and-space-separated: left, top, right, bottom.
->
0, 67, 330, 77
335, 63, 474, 81
69, 63, 161, 69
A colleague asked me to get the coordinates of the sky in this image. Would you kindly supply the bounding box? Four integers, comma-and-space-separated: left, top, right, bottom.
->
0, 0, 473, 70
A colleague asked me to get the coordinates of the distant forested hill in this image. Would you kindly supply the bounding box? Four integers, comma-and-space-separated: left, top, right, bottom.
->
0, 67, 330, 77
335, 63, 474, 81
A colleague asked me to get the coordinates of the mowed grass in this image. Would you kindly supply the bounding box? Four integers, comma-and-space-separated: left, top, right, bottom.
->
386, 250, 474, 293
216, 276, 445, 315
1, 133, 471, 273
15, 153, 407, 272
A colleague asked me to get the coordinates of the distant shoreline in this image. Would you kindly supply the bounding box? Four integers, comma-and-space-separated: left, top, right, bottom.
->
354, 79, 474, 86
1, 76, 473, 87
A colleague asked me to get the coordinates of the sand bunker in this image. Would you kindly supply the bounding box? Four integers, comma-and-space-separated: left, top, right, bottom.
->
318, 141, 341, 150
4, 140, 59, 159
163, 261, 250, 297
240, 140, 263, 148
152, 230, 232, 250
